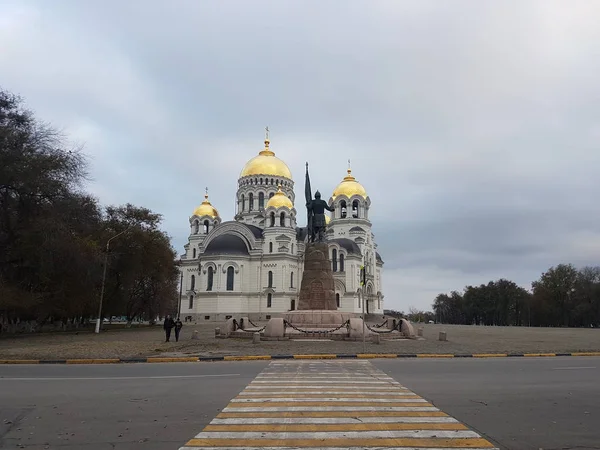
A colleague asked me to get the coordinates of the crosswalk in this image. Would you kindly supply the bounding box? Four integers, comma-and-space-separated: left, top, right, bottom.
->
179, 360, 498, 449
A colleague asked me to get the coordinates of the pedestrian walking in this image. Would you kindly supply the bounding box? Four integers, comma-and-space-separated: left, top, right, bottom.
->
163, 315, 175, 342
174, 317, 183, 342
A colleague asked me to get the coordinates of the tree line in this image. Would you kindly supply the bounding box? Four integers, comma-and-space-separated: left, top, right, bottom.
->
432, 264, 600, 327
0, 89, 178, 332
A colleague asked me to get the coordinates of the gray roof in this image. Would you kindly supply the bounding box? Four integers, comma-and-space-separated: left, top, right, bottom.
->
329, 238, 362, 256
349, 226, 365, 232
241, 223, 263, 238
204, 234, 249, 256
376, 252, 384, 263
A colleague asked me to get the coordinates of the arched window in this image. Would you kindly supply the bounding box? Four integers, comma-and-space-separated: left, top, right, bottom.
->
206, 267, 214, 291
189, 295, 194, 309
271, 178, 274, 185
332, 249, 338, 272
226, 266, 234, 291
269, 242, 273, 253
269, 192, 274, 198
336, 293, 340, 308
192, 248, 196, 258
267, 293, 272, 308
268, 271, 273, 288
194, 220, 199, 234
249, 193, 254, 211
280, 212, 285, 227
270, 212, 275, 227
290, 272, 294, 288
340, 200, 347, 218
203, 220, 209, 234
339, 254, 345, 272
258, 192, 265, 210
190, 274, 195, 290
352, 200, 359, 218
291, 243, 294, 253
241, 194, 245, 212
260, 178, 263, 185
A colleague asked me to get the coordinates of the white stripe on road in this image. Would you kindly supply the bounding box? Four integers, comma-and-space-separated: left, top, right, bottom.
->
195, 430, 480, 439
244, 385, 405, 390
211, 417, 460, 424
223, 406, 440, 412
230, 398, 428, 403
237, 391, 415, 395
250, 380, 399, 384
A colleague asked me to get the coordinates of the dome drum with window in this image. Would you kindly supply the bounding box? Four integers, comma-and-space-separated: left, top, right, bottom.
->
265, 185, 296, 228
190, 193, 221, 234
329, 168, 371, 220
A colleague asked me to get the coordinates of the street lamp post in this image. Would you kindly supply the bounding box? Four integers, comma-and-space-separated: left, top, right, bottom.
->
95, 228, 130, 334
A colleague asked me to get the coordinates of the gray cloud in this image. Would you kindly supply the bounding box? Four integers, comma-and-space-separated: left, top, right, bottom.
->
2, 0, 599, 311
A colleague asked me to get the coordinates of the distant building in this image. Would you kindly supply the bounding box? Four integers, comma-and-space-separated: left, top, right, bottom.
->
178, 136, 384, 321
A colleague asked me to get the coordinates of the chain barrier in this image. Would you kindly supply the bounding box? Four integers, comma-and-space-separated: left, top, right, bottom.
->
372, 319, 388, 328
233, 319, 266, 333
247, 318, 261, 328
283, 320, 350, 335
365, 319, 401, 334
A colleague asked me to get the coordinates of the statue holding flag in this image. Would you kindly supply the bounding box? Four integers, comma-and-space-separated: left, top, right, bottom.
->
305, 162, 334, 243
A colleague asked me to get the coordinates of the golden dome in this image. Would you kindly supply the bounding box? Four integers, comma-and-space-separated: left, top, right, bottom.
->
192, 193, 219, 218
240, 139, 292, 179
266, 185, 293, 209
332, 168, 367, 199
325, 214, 331, 225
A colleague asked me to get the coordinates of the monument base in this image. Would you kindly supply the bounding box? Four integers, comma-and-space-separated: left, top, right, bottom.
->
298, 242, 337, 310
283, 310, 358, 328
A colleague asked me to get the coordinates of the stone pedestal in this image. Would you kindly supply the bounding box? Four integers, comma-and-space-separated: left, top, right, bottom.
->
298, 242, 337, 310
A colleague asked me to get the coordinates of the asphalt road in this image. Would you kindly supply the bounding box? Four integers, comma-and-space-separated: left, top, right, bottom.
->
0, 357, 598, 449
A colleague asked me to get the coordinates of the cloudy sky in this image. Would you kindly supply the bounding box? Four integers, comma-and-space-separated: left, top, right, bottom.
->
2, 0, 600, 311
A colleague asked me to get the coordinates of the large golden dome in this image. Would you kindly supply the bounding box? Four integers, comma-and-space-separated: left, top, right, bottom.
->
192, 193, 219, 218
266, 185, 293, 209
240, 139, 292, 179
332, 168, 367, 199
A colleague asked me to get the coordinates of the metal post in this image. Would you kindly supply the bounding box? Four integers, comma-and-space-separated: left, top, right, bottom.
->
177, 271, 183, 318
95, 249, 109, 334
95, 228, 130, 334
361, 285, 366, 353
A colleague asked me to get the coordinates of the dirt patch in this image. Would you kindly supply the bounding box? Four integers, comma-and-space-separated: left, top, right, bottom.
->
0, 322, 599, 360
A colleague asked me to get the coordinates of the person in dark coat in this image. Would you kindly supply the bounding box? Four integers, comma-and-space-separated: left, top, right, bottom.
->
163, 315, 175, 342
174, 318, 183, 342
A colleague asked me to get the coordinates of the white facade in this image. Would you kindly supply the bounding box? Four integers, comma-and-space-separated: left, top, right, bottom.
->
178, 138, 384, 321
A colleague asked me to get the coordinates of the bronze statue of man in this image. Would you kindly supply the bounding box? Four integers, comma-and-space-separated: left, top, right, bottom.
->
307, 190, 334, 242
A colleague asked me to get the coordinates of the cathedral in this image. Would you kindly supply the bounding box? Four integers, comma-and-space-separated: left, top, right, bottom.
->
178, 135, 384, 321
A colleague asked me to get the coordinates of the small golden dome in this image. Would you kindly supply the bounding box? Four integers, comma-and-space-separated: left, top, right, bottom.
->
325, 214, 331, 225
266, 185, 293, 209
192, 193, 219, 218
332, 168, 367, 199
240, 139, 293, 179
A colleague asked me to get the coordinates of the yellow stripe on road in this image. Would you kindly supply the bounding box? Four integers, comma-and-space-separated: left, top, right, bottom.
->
185, 437, 495, 447
217, 410, 450, 418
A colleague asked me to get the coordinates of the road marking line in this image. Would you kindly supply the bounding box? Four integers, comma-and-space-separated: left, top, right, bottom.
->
230, 398, 428, 403
181, 447, 498, 450
210, 416, 460, 424
195, 430, 481, 439
178, 361, 496, 450
184, 437, 495, 447
0, 374, 240, 381
222, 406, 440, 412
203, 423, 468, 431
552, 366, 596, 370
217, 410, 450, 418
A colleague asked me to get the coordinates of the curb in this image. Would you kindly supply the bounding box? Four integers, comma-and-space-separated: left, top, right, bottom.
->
1, 352, 600, 364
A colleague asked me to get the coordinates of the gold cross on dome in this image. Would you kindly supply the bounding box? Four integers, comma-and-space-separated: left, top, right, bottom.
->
265, 126, 270, 140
